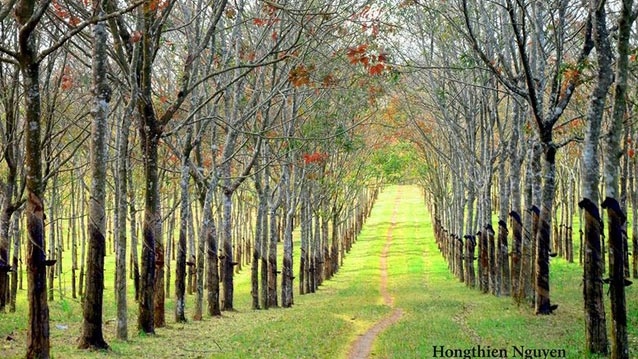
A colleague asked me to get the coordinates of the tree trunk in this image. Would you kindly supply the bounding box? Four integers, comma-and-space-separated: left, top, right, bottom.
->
115, 90, 132, 342
330, 205, 340, 278
603, 198, 629, 359
10, 212, 20, 312
519, 143, 539, 302
137, 114, 161, 334
47, 173, 58, 302
604, 1, 633, 357
188, 200, 196, 295
534, 143, 556, 314
268, 206, 279, 307
255, 167, 268, 309
578, 0, 615, 349
130, 192, 140, 302
479, 229, 488, 293
193, 194, 205, 321
465, 235, 476, 288
464, 188, 475, 289
281, 163, 295, 308
79, 181, 86, 298
78, 9, 110, 349
632, 153, 638, 279
300, 188, 310, 295
488, 225, 497, 296
497, 160, 510, 296
221, 189, 234, 310
205, 189, 221, 317
580, 199, 608, 354
70, 173, 78, 300
0, 65, 19, 312
17, 3, 51, 352
175, 133, 192, 323
0, 204, 13, 311
252, 180, 264, 309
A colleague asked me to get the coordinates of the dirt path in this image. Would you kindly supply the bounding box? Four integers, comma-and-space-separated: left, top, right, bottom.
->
347, 191, 404, 359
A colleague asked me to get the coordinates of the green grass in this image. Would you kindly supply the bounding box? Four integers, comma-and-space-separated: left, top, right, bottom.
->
1, 185, 637, 358
372, 187, 637, 359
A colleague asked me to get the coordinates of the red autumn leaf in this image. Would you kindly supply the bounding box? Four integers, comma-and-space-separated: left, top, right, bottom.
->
60, 75, 73, 91
303, 152, 328, 164
149, 0, 168, 11
253, 18, 267, 26
368, 63, 384, 75
68, 16, 80, 27
629, 148, 635, 158
52, 0, 69, 19
347, 44, 369, 64
130, 31, 142, 43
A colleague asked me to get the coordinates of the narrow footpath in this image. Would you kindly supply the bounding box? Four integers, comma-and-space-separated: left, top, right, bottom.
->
347, 188, 405, 359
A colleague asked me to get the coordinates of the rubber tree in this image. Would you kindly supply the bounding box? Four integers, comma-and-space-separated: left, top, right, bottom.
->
603, 1, 636, 357
579, 0, 614, 353
460, 0, 595, 314
1, 1, 53, 357
0, 58, 23, 313
78, 0, 110, 349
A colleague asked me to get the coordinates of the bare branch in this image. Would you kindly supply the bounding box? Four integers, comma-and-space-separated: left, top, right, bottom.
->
36, 0, 144, 63
0, 0, 18, 23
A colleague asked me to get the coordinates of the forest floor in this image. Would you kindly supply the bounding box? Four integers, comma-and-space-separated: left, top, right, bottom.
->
1, 185, 637, 358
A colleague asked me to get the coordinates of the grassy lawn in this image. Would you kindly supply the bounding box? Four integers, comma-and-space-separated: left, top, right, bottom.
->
1, 185, 636, 358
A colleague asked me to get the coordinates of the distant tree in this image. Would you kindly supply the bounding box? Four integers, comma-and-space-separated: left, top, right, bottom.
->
0, 61, 23, 313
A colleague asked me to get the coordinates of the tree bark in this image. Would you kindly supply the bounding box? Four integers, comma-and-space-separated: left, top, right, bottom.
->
268, 205, 279, 307
602, 198, 629, 359
580, 199, 608, 354
115, 107, 131, 340
205, 191, 221, 317
255, 169, 268, 309
579, 0, 614, 349
281, 161, 296, 307
534, 143, 556, 314
604, 1, 634, 357
47, 172, 58, 303
16, 0, 51, 355
137, 104, 161, 334
497, 160, 511, 296
79, 5, 110, 348
252, 175, 264, 309
10, 212, 20, 313
175, 130, 192, 322
221, 189, 234, 310
0, 68, 19, 311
